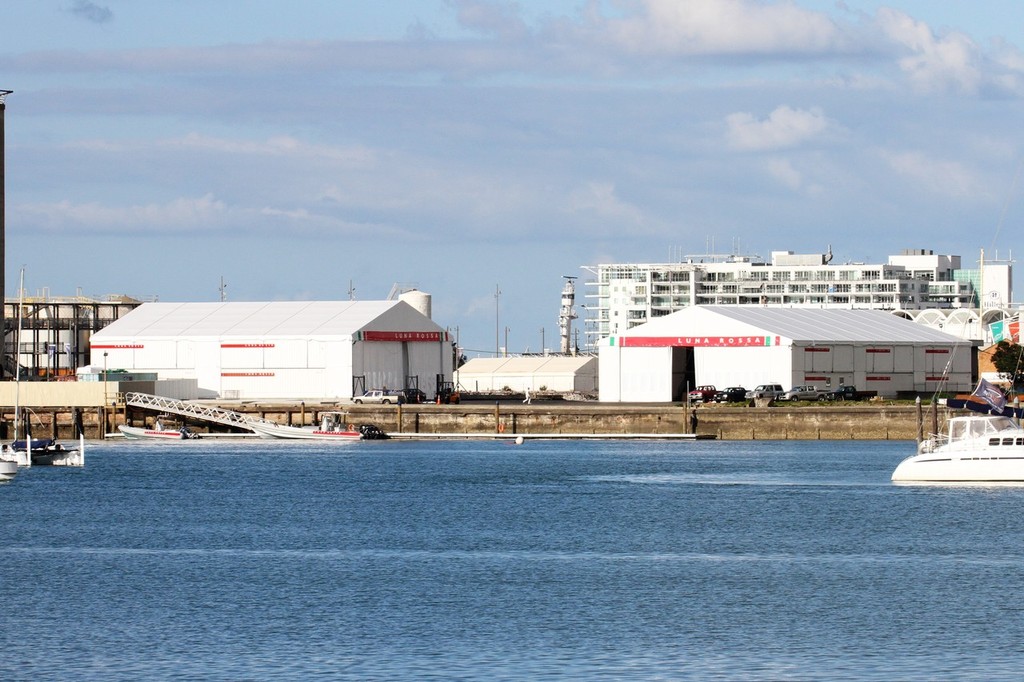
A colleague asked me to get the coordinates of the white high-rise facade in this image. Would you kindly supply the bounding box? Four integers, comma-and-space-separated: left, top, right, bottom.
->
582, 248, 1014, 347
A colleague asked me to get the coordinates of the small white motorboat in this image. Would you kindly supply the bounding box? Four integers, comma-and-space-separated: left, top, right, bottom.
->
8, 439, 83, 467
247, 412, 386, 440
118, 424, 201, 440
0, 458, 17, 481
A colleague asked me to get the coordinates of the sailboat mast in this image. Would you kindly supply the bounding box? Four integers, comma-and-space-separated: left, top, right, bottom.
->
13, 266, 22, 443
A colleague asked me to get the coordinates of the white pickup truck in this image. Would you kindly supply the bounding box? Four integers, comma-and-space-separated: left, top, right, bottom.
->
353, 389, 403, 405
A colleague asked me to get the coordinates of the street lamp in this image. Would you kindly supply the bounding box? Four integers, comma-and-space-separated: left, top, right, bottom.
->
103, 351, 108, 405
494, 284, 501, 357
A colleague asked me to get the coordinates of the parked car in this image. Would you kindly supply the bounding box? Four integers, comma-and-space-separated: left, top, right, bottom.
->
713, 386, 748, 403
688, 385, 717, 403
783, 385, 827, 401
823, 385, 862, 401
399, 388, 427, 404
750, 383, 786, 400
353, 389, 404, 405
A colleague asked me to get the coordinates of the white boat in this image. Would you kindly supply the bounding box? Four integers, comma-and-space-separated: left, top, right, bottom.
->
892, 413, 1024, 483
7, 437, 83, 466
25, 441, 82, 467
118, 424, 201, 440
247, 412, 365, 441
0, 458, 17, 481
6, 268, 84, 468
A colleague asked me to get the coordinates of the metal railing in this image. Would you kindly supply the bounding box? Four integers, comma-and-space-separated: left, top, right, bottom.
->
123, 392, 266, 432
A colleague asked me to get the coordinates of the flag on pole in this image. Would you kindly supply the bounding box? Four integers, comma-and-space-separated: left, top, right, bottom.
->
972, 378, 1006, 412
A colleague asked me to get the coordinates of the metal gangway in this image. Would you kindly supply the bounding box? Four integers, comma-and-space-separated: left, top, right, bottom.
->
123, 392, 263, 432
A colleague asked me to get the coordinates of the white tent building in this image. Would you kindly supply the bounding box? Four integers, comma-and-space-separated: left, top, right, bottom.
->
456, 356, 598, 394
599, 306, 974, 402
89, 300, 454, 400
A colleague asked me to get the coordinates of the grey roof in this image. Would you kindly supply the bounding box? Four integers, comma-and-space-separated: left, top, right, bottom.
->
700, 306, 970, 344
92, 300, 438, 338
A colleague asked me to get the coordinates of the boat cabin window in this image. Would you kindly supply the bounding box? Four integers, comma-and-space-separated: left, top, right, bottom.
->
950, 416, 1018, 441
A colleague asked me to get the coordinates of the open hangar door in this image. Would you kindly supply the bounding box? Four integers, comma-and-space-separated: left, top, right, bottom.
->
671, 346, 695, 402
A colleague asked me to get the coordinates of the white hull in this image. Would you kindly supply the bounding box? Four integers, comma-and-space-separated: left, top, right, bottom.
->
118, 425, 195, 440
892, 452, 1024, 482
0, 459, 17, 481
31, 448, 83, 467
24, 444, 82, 464
893, 413, 1024, 483
248, 420, 362, 441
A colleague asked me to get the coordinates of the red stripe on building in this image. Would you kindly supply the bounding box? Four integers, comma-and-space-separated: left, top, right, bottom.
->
866, 376, 891, 381
925, 349, 949, 354
91, 344, 143, 349
804, 347, 830, 353
221, 372, 275, 377
865, 348, 891, 353
361, 331, 447, 342
804, 376, 828, 381
925, 376, 949, 381
618, 336, 776, 348
221, 343, 276, 349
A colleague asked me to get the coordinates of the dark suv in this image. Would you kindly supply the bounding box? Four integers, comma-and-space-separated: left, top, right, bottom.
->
713, 386, 748, 403
824, 385, 860, 401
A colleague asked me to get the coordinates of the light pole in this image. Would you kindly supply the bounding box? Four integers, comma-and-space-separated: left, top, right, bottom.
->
103, 352, 108, 438
494, 284, 501, 357
504, 326, 510, 357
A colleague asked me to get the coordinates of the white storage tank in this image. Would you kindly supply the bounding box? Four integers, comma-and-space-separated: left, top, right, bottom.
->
400, 290, 432, 319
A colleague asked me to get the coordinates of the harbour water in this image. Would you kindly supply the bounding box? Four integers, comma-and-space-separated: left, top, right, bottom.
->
2, 438, 1023, 680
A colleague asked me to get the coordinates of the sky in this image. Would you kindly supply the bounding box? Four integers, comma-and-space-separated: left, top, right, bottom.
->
3, 0, 1024, 357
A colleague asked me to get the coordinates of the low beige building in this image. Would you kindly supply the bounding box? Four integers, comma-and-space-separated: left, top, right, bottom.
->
457, 355, 597, 394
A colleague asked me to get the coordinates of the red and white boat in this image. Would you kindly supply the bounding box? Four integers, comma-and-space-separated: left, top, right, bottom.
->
247, 412, 367, 440
118, 424, 201, 440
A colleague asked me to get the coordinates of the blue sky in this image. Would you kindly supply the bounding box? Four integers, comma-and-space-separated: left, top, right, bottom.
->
4, 0, 1024, 357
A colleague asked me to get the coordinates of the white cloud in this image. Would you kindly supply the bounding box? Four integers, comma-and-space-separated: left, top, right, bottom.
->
875, 8, 982, 93
448, 0, 530, 41
566, 181, 646, 227
167, 134, 378, 164
595, 0, 841, 56
17, 194, 230, 232
880, 150, 985, 199
765, 157, 803, 191
725, 105, 830, 152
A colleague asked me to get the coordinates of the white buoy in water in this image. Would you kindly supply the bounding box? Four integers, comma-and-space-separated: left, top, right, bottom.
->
515, 436, 524, 445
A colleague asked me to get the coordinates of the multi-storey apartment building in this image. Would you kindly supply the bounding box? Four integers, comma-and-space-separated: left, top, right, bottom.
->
581, 248, 1013, 347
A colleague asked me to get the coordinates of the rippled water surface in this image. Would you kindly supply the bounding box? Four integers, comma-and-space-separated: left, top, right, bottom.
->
3, 438, 1023, 680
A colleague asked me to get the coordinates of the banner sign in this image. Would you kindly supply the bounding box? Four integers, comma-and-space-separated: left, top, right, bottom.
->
991, 317, 1021, 343
359, 331, 448, 342
612, 335, 780, 348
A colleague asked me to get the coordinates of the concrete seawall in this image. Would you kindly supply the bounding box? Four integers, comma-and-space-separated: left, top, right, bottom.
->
1, 400, 948, 441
